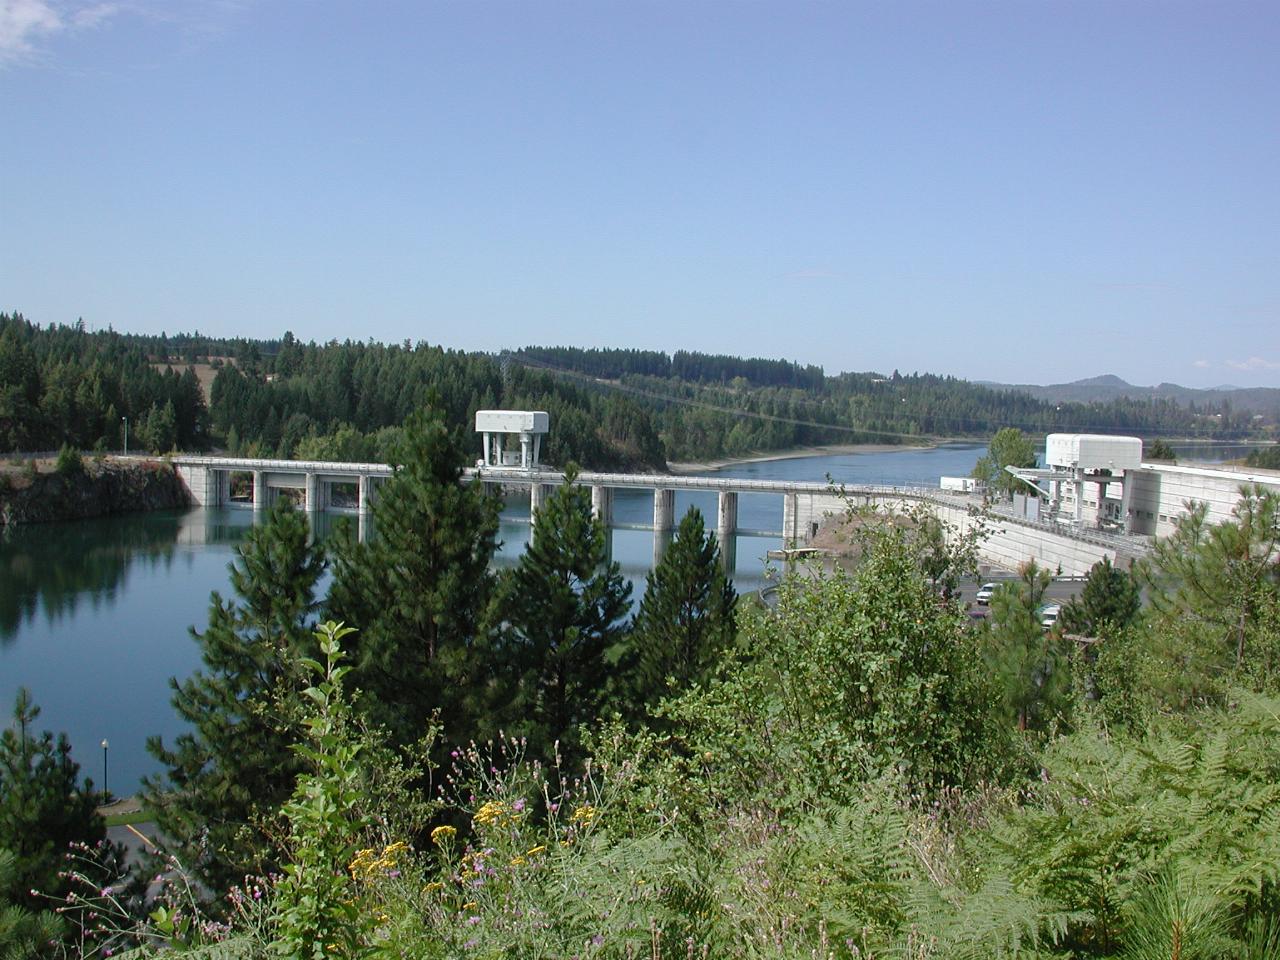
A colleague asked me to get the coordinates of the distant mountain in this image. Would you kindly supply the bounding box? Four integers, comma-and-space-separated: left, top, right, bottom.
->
1071, 374, 1132, 388
983, 375, 1280, 416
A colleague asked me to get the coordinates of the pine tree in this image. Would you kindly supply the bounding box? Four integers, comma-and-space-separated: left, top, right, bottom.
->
1140, 485, 1280, 681
984, 561, 1073, 732
326, 406, 501, 750
625, 507, 736, 711
1060, 556, 1141, 638
494, 466, 632, 761
144, 497, 325, 892
0, 689, 104, 910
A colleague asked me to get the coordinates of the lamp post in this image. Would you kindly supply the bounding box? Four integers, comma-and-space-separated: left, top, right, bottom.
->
121, 417, 129, 457
101, 738, 109, 800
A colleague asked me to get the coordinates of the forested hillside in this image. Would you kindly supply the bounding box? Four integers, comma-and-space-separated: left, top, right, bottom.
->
2, 314, 1268, 468
515, 345, 1265, 459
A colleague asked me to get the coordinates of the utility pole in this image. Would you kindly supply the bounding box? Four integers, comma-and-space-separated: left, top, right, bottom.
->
122, 417, 129, 456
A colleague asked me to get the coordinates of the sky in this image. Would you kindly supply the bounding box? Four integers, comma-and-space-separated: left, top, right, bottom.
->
1, 1, 1277, 389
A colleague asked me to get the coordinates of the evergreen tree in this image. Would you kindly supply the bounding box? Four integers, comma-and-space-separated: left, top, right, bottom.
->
0, 689, 104, 910
625, 507, 736, 710
1146, 438, 1177, 461
326, 406, 501, 750
0, 849, 63, 958
1140, 484, 1280, 683
145, 497, 325, 892
1060, 556, 1141, 638
984, 561, 1073, 732
494, 466, 632, 761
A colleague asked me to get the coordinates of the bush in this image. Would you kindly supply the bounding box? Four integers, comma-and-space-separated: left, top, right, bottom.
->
54, 444, 83, 476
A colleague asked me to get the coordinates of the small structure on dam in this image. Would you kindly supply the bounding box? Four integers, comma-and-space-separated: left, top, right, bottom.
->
475, 410, 549, 471
1006, 433, 1144, 533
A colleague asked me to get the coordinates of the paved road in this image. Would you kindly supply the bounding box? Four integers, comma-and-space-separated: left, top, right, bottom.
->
958, 576, 1084, 619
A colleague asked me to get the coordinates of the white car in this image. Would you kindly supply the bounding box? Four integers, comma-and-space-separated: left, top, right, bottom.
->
1039, 603, 1062, 629
975, 583, 998, 605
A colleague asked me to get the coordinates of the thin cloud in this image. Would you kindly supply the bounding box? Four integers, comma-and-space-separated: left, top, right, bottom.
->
1193, 359, 1211, 368
72, 2, 119, 29
0, 0, 61, 61
1225, 356, 1280, 372
0, 0, 127, 64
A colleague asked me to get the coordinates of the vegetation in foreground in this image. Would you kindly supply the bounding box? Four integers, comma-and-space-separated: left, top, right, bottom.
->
3, 410, 1279, 958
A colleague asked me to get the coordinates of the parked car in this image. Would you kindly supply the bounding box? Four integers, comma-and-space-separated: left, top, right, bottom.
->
1039, 603, 1062, 629
975, 582, 998, 605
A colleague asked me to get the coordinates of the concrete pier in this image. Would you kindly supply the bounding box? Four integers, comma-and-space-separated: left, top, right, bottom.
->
530, 482, 546, 523
782, 492, 798, 546
717, 491, 738, 545
653, 488, 674, 532
252, 470, 265, 511
591, 485, 613, 526
653, 528, 673, 567
358, 475, 371, 514
717, 491, 738, 573
305, 473, 319, 513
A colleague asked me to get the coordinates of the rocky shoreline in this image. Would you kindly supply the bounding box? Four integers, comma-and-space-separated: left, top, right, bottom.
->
0, 458, 190, 526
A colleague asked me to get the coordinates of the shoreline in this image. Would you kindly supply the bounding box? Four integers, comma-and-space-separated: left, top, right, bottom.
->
667, 438, 974, 475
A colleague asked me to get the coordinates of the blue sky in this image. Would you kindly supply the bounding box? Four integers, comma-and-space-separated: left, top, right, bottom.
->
2, 1, 1277, 388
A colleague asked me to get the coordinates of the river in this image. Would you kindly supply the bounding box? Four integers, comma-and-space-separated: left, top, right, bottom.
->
0, 439, 1241, 792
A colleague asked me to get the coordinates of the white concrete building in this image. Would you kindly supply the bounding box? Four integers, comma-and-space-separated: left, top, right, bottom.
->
475, 410, 549, 471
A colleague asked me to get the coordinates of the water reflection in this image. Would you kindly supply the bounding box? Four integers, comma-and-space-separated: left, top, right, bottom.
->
0, 511, 184, 644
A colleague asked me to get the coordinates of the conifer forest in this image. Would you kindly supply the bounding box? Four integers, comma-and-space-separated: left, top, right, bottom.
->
3, 313, 1271, 472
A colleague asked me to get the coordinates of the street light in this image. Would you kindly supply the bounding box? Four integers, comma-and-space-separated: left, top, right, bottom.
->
121, 417, 129, 457
101, 738, 109, 800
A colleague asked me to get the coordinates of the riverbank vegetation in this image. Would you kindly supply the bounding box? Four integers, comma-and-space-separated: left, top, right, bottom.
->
5, 314, 1269, 473
5, 407, 1278, 958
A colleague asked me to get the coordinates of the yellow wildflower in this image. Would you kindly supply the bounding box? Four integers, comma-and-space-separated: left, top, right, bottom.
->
462, 901, 477, 911
509, 855, 527, 867
348, 848, 380, 881
569, 804, 597, 826
473, 800, 508, 828
424, 882, 444, 894
526, 845, 547, 856
430, 825, 457, 846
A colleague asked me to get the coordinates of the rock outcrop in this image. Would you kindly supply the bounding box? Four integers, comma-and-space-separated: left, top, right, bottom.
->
0, 459, 190, 525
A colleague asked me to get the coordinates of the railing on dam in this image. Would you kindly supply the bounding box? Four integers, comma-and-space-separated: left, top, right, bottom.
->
166, 454, 1152, 573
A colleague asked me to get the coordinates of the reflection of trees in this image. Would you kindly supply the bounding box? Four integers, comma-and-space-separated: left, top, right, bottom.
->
0, 511, 184, 643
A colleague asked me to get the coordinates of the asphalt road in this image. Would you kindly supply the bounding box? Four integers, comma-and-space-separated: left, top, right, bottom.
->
958, 576, 1084, 617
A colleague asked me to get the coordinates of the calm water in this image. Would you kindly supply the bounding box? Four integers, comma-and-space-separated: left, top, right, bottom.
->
0, 440, 999, 792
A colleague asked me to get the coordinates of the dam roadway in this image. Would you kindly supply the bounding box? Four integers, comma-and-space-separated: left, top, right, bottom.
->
169, 455, 1155, 576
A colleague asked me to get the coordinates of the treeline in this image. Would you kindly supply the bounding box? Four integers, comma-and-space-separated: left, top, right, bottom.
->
1246, 446, 1280, 470
0, 314, 207, 452
209, 334, 665, 469
517, 345, 1257, 461
518, 344, 827, 390
3, 313, 1268, 470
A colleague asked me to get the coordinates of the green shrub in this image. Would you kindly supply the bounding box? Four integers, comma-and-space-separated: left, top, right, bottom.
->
55, 444, 83, 476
